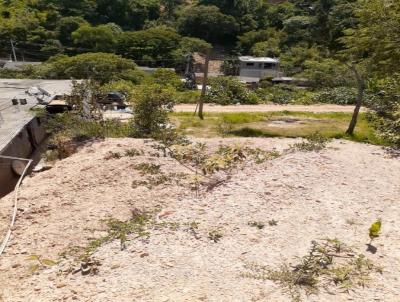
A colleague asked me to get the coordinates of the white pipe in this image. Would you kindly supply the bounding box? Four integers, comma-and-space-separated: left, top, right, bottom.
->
0, 155, 32, 256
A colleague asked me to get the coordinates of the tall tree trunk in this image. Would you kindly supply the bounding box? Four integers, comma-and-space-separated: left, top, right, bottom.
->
198, 49, 210, 120
346, 64, 365, 135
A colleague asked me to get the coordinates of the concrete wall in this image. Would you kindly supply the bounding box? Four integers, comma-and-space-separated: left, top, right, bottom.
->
0, 117, 46, 198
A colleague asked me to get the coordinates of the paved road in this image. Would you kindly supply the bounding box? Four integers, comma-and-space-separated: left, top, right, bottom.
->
174, 104, 363, 113
0, 79, 73, 152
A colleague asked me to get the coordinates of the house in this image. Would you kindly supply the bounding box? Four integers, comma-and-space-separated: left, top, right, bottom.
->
238, 56, 281, 83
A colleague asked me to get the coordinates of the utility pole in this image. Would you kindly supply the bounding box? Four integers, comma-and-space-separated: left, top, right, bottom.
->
198, 49, 210, 120
10, 39, 17, 62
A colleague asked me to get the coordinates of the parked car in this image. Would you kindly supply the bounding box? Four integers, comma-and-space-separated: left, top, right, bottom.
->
98, 92, 126, 105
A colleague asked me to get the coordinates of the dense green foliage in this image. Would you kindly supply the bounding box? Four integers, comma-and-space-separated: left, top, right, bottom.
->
0, 0, 398, 146
131, 84, 175, 137
205, 77, 260, 105
367, 75, 400, 147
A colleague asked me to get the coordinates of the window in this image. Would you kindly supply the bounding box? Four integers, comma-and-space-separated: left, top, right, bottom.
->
246, 63, 254, 67
264, 63, 275, 69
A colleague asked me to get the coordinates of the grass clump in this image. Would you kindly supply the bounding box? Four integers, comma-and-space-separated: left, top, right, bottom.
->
208, 230, 223, 243
125, 148, 144, 157
291, 132, 331, 152
134, 163, 162, 175
248, 221, 265, 229
84, 208, 200, 256
242, 239, 381, 301
86, 209, 151, 254
104, 151, 122, 160
132, 174, 172, 189
268, 219, 278, 226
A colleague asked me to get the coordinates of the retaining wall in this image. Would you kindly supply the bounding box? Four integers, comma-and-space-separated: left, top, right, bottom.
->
0, 117, 46, 197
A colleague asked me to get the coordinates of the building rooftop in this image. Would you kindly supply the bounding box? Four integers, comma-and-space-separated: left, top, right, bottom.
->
238, 56, 279, 63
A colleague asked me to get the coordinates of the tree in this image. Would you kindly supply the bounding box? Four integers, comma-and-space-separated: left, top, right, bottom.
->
94, 0, 161, 30
161, 0, 184, 20
283, 15, 313, 46
57, 16, 88, 45
37, 0, 97, 19
339, 0, 400, 134
367, 75, 400, 147
340, 0, 400, 77
131, 84, 175, 137
177, 5, 239, 43
237, 28, 286, 54
117, 26, 181, 66
250, 39, 281, 57
148, 68, 183, 89
41, 53, 137, 83
72, 24, 119, 52
301, 58, 354, 88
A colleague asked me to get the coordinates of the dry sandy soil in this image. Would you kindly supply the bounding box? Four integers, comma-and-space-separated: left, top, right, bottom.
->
174, 104, 366, 113
0, 138, 399, 302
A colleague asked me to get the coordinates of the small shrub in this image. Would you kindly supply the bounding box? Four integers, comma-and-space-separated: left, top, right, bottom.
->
291, 132, 330, 152
248, 221, 265, 229
27, 255, 57, 274
174, 90, 201, 104
125, 148, 144, 157
134, 163, 161, 175
205, 76, 260, 105
208, 230, 223, 243
256, 85, 308, 104
242, 239, 380, 301
312, 87, 358, 105
268, 219, 278, 226
104, 151, 122, 160
245, 147, 281, 164
131, 84, 175, 137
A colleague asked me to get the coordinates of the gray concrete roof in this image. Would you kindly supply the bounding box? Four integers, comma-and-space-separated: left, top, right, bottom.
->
0, 79, 73, 152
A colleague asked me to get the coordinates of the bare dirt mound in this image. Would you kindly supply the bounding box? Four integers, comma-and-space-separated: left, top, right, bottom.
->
0, 138, 399, 302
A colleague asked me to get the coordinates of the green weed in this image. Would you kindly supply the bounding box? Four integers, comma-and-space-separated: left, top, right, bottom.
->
242, 239, 380, 301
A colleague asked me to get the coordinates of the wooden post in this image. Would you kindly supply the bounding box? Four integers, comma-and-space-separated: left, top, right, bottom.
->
198, 49, 211, 120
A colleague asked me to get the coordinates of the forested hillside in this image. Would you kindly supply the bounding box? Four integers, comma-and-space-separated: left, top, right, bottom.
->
0, 0, 359, 66
0, 0, 399, 146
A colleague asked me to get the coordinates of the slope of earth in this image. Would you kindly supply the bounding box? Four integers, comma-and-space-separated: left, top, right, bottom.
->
0, 138, 399, 302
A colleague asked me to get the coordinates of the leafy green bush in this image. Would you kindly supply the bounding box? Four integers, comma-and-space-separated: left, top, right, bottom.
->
205, 76, 260, 105
131, 84, 175, 137
40, 53, 137, 84
100, 80, 137, 99
311, 87, 358, 105
367, 75, 400, 148
256, 84, 308, 104
147, 68, 183, 90
45, 113, 132, 160
174, 90, 201, 104
301, 59, 354, 88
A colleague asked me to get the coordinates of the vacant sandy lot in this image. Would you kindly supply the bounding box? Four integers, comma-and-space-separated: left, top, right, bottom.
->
0, 138, 399, 302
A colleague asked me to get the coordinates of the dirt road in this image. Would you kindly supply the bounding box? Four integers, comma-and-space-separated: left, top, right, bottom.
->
174, 104, 364, 113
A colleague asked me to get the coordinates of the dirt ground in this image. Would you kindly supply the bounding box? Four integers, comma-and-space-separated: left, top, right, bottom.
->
174, 104, 366, 113
0, 138, 399, 302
